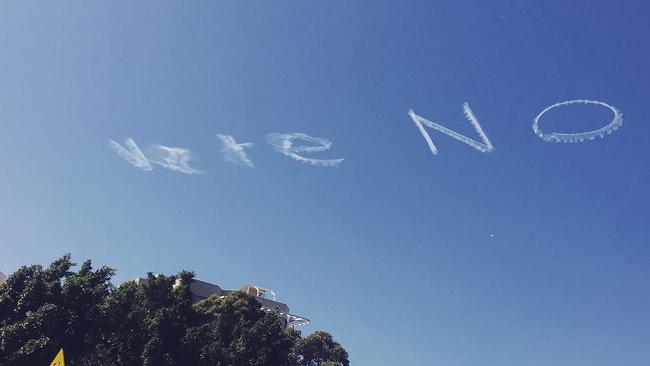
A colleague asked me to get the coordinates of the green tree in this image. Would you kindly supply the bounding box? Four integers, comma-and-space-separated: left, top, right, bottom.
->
0, 255, 114, 365
183, 291, 294, 366
0, 255, 350, 366
294, 331, 349, 366
92, 270, 197, 366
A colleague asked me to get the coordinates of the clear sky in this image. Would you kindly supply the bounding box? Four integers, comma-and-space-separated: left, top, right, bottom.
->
2, 1, 650, 365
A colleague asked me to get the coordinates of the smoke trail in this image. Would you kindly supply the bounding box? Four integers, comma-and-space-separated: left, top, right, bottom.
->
266, 132, 344, 167
148, 145, 204, 174
216, 134, 255, 167
108, 138, 153, 171
408, 102, 494, 155
532, 99, 623, 143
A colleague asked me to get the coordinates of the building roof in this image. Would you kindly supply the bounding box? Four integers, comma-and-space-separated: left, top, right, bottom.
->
180, 279, 310, 328
133, 276, 310, 328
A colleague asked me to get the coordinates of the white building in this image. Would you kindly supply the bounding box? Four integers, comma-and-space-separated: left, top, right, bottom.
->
134, 277, 310, 328
0, 270, 6, 285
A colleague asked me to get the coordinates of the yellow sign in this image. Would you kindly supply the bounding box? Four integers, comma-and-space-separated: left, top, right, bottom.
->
49, 348, 65, 366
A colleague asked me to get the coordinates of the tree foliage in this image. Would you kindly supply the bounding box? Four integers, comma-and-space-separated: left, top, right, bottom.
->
294, 331, 349, 366
0, 255, 349, 366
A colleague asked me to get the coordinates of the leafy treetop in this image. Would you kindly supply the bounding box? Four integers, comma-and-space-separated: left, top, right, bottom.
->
0, 255, 349, 366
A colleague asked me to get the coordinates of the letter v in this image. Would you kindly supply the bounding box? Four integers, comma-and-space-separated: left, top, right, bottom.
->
108, 138, 154, 171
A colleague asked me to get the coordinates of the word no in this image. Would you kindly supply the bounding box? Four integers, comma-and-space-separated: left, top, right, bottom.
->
409, 99, 623, 155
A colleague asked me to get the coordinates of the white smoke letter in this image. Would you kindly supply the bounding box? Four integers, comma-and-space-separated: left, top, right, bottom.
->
148, 145, 203, 174
532, 99, 623, 143
108, 138, 153, 171
266, 132, 344, 167
216, 134, 255, 168
408, 103, 494, 155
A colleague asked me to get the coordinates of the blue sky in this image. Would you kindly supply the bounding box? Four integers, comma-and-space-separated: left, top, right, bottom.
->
2, 1, 650, 365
